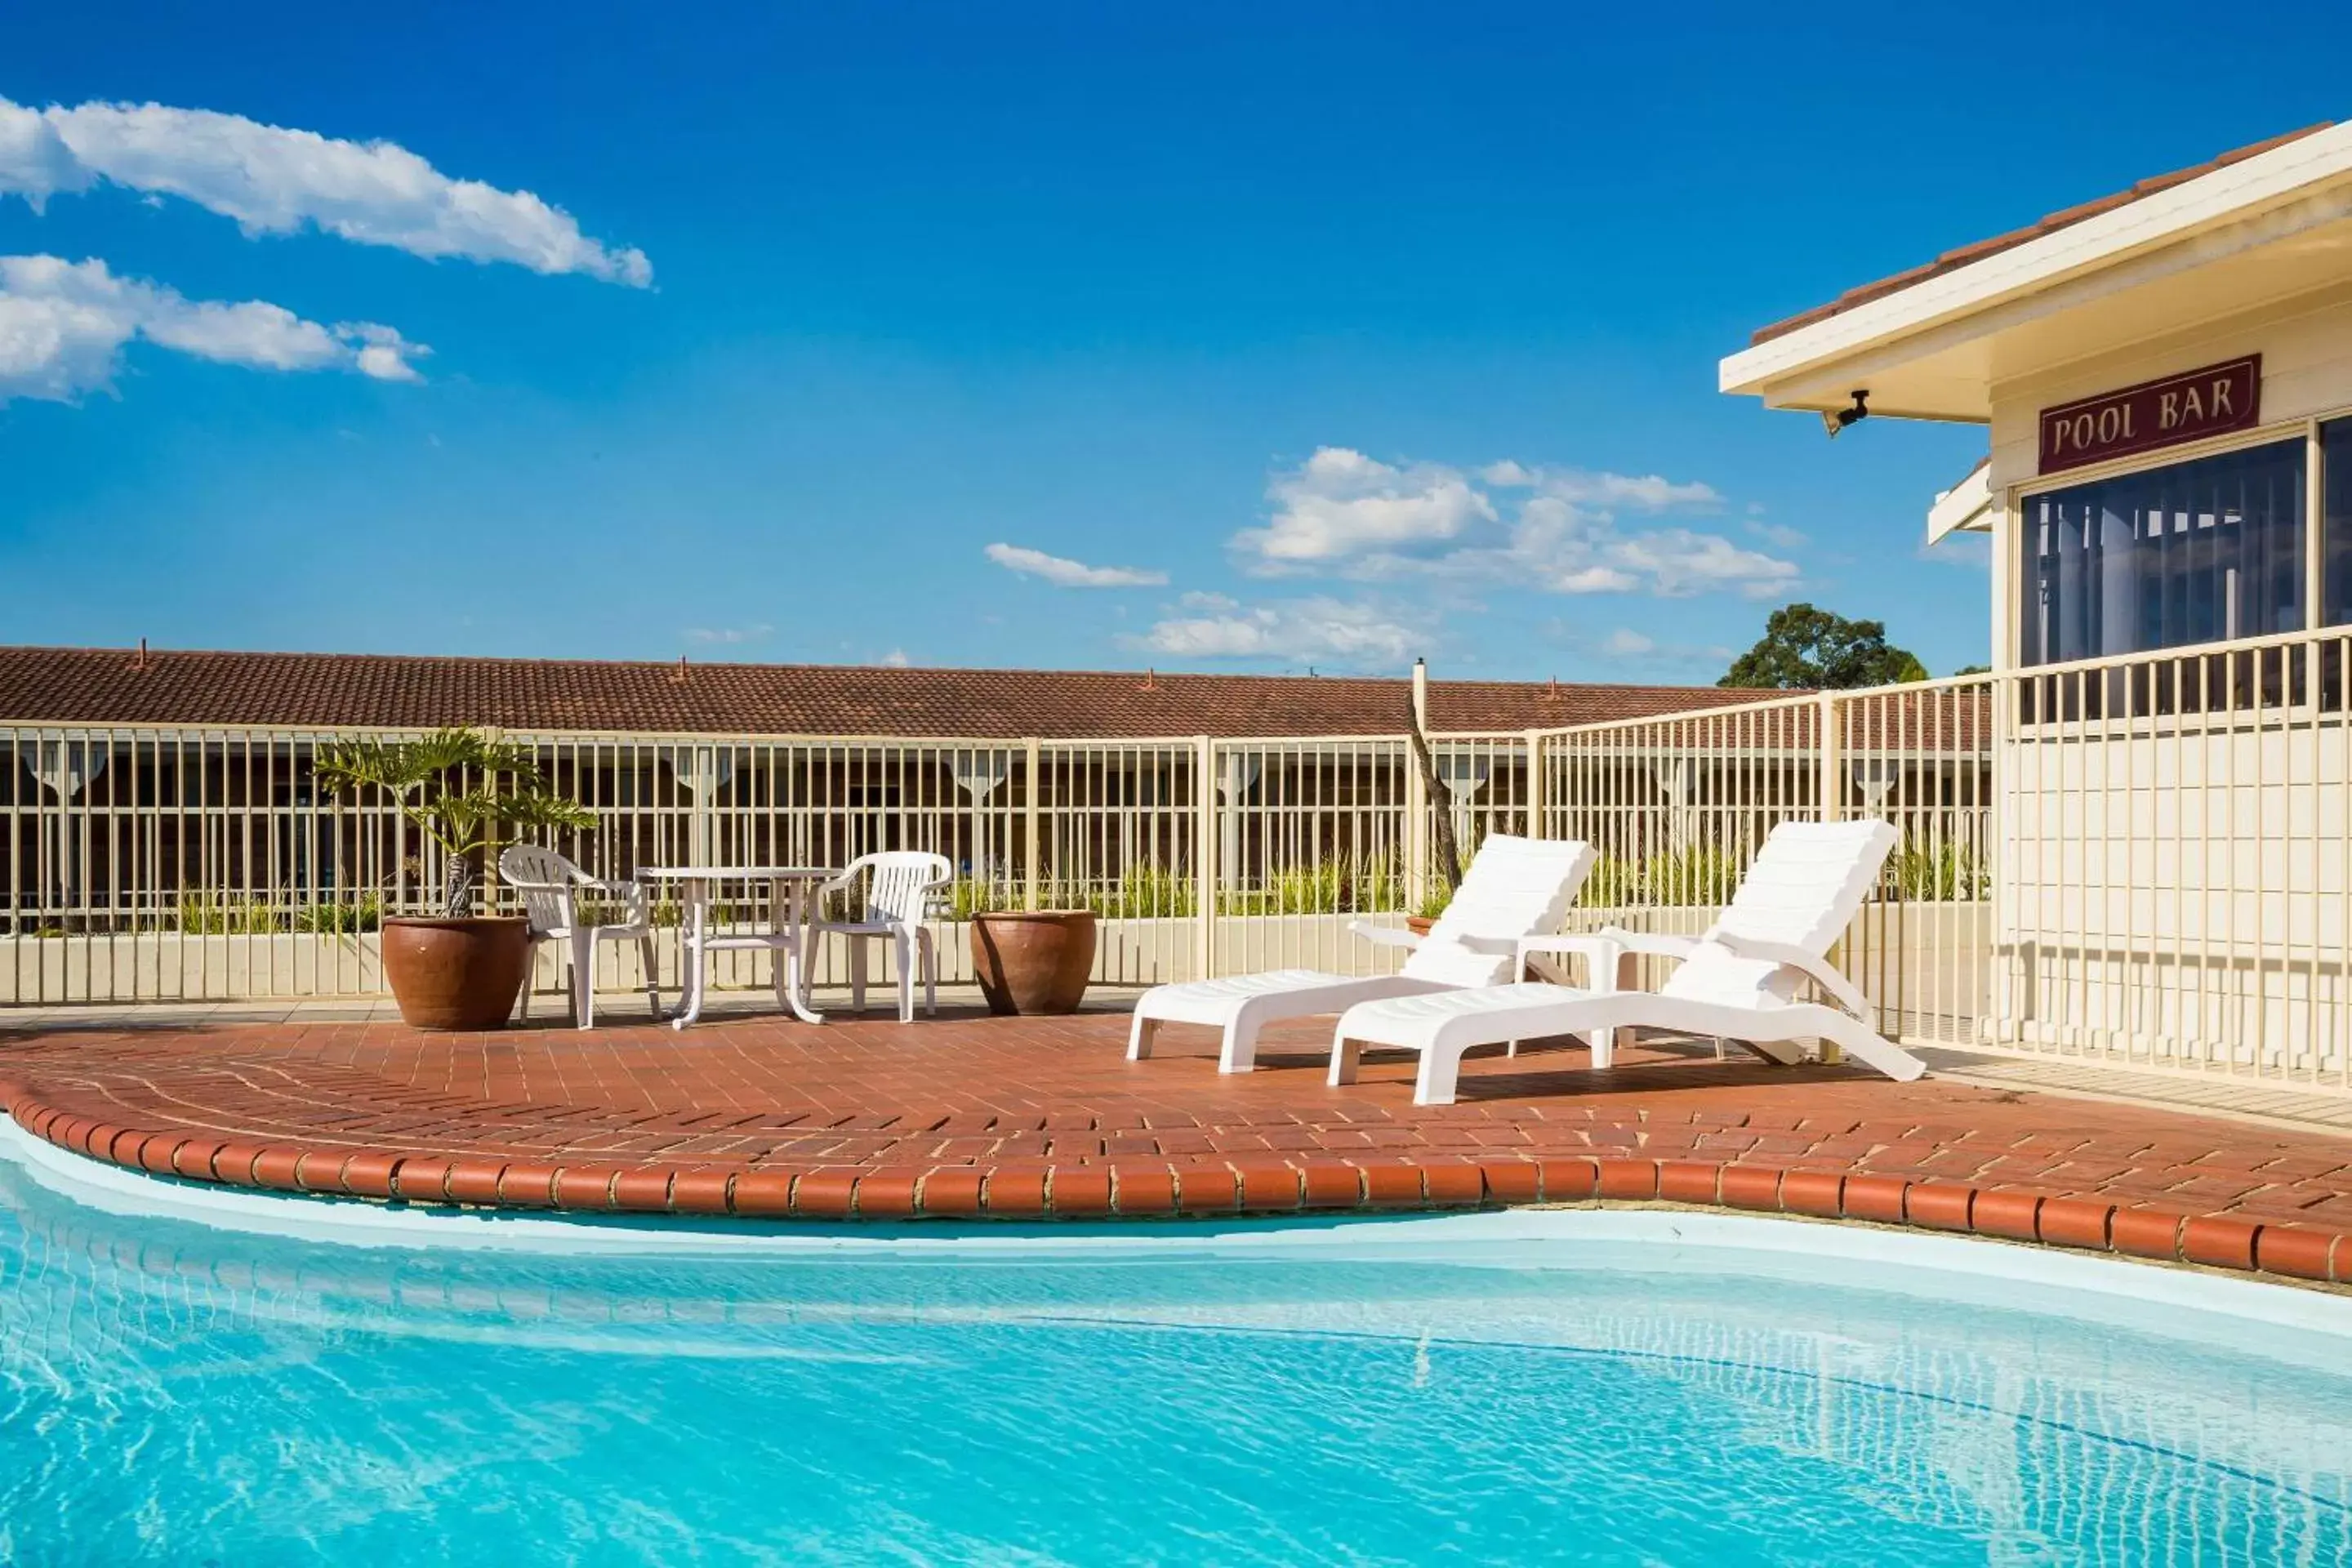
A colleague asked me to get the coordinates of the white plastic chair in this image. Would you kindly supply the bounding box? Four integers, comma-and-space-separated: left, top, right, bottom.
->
498, 845, 662, 1030
1127, 835, 1597, 1073
1326, 820, 1925, 1104
806, 852, 952, 1022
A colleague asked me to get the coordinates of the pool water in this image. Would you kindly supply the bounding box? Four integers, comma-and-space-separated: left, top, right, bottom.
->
1, 1152, 2348, 1566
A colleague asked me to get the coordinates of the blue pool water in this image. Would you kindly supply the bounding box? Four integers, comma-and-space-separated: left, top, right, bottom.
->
1, 1151, 2348, 1566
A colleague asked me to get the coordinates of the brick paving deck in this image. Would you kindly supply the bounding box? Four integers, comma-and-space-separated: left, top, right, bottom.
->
2, 1009, 2349, 1289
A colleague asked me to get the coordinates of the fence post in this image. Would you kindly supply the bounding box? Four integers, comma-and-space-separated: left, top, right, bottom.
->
1194, 735, 1217, 981
1816, 692, 1845, 1063
1404, 742, 1429, 915
1816, 693, 1842, 823
1022, 737, 1042, 911
1524, 729, 1544, 838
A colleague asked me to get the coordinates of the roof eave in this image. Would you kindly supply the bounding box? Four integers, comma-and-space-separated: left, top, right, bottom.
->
1926, 459, 1994, 545
1719, 123, 2352, 416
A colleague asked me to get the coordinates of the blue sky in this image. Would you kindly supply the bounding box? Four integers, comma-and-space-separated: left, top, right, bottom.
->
4, 2, 2347, 684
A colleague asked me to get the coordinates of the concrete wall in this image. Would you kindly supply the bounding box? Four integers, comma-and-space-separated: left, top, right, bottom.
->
0, 914, 1413, 1006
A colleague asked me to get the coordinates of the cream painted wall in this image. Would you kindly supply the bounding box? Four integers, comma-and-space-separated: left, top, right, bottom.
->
1987, 282, 2352, 492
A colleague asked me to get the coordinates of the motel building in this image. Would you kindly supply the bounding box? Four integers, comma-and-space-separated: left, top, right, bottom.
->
1722, 122, 2352, 1086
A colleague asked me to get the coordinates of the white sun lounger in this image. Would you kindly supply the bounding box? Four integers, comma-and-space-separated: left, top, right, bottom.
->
1326, 819, 1926, 1104
1126, 834, 1597, 1074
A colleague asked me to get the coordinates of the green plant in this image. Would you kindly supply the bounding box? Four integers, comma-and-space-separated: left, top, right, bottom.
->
946, 878, 1013, 920
648, 898, 737, 929
1092, 865, 1195, 919
291, 894, 383, 934
1583, 854, 1642, 909
311, 728, 595, 918
1215, 854, 1412, 918
1265, 862, 1344, 915
1891, 841, 1988, 901
1349, 851, 1405, 914
176, 892, 283, 934
1643, 844, 1742, 907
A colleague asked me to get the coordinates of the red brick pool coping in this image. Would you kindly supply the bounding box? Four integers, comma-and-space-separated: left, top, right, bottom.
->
2, 1009, 2349, 1289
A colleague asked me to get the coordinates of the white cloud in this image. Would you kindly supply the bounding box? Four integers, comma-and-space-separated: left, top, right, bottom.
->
682, 623, 773, 645
0, 254, 426, 403
0, 96, 650, 286
1475, 459, 1538, 488
1484, 461, 1722, 510
1603, 528, 1799, 599
1136, 592, 1423, 669
1553, 566, 1639, 594
1576, 625, 1735, 671
1232, 447, 1794, 599
1745, 519, 1808, 549
1235, 448, 1494, 565
878, 648, 913, 667
984, 542, 1168, 588
1601, 628, 1656, 657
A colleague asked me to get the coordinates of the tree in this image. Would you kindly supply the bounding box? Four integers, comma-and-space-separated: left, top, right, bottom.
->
1718, 604, 1928, 690
1404, 686, 1463, 907
312, 728, 596, 917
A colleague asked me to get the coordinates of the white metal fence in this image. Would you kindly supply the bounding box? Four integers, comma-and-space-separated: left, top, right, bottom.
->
0, 728, 1529, 1004
5, 636, 2345, 1093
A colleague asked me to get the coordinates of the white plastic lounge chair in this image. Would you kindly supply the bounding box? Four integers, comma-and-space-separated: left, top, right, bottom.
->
499, 845, 662, 1029
805, 851, 953, 1022
1325, 819, 1925, 1104
1126, 835, 1597, 1074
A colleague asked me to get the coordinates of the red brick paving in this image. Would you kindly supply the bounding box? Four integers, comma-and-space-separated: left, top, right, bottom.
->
2, 1009, 2349, 1289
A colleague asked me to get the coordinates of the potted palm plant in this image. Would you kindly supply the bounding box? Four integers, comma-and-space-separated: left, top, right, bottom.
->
314, 728, 595, 1030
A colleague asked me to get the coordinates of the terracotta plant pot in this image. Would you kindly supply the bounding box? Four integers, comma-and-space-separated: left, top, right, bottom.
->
969, 910, 1098, 1016
1405, 915, 1436, 938
381, 916, 532, 1031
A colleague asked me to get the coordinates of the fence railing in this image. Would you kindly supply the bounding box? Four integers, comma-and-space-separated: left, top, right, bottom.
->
4, 635, 2345, 1095
0, 728, 1530, 1003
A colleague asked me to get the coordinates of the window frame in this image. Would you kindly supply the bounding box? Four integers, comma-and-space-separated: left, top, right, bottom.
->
2006, 408, 2341, 668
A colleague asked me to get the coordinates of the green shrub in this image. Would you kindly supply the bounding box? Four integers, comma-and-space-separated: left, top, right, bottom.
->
946, 879, 1012, 920
649, 898, 737, 928
176, 893, 283, 935
1238, 862, 1343, 915
1582, 854, 1642, 909
292, 894, 383, 934
1092, 865, 1196, 919
1222, 854, 1414, 917
1891, 841, 1988, 901
1643, 844, 1742, 907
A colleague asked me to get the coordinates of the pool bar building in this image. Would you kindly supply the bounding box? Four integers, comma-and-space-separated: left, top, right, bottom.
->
1722, 120, 2352, 1090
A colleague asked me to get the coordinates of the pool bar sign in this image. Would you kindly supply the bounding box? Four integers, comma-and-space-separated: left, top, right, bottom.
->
2038, 354, 2261, 474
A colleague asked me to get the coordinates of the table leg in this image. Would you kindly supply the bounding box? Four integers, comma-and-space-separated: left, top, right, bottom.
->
671, 880, 710, 1031
779, 877, 825, 1024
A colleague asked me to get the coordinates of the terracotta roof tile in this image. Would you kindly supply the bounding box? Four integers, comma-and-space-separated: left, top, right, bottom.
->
0, 646, 1769, 738
1749, 123, 2334, 347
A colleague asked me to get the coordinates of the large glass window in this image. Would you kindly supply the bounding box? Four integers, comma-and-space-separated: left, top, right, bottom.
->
2326, 418, 2352, 626
2020, 439, 2305, 666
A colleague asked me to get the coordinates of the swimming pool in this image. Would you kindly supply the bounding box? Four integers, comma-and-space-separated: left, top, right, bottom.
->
2, 1141, 2347, 1566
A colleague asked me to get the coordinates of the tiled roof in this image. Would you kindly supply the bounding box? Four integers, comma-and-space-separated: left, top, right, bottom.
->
1748, 124, 2335, 347
0, 645, 1765, 738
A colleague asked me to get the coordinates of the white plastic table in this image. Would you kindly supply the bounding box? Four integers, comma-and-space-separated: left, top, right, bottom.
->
640, 866, 838, 1029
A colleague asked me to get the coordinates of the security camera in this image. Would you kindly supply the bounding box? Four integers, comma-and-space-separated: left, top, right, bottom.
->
1822, 390, 1869, 439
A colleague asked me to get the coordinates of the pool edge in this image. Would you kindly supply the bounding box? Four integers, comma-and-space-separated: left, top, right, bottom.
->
3, 1093, 2346, 1303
